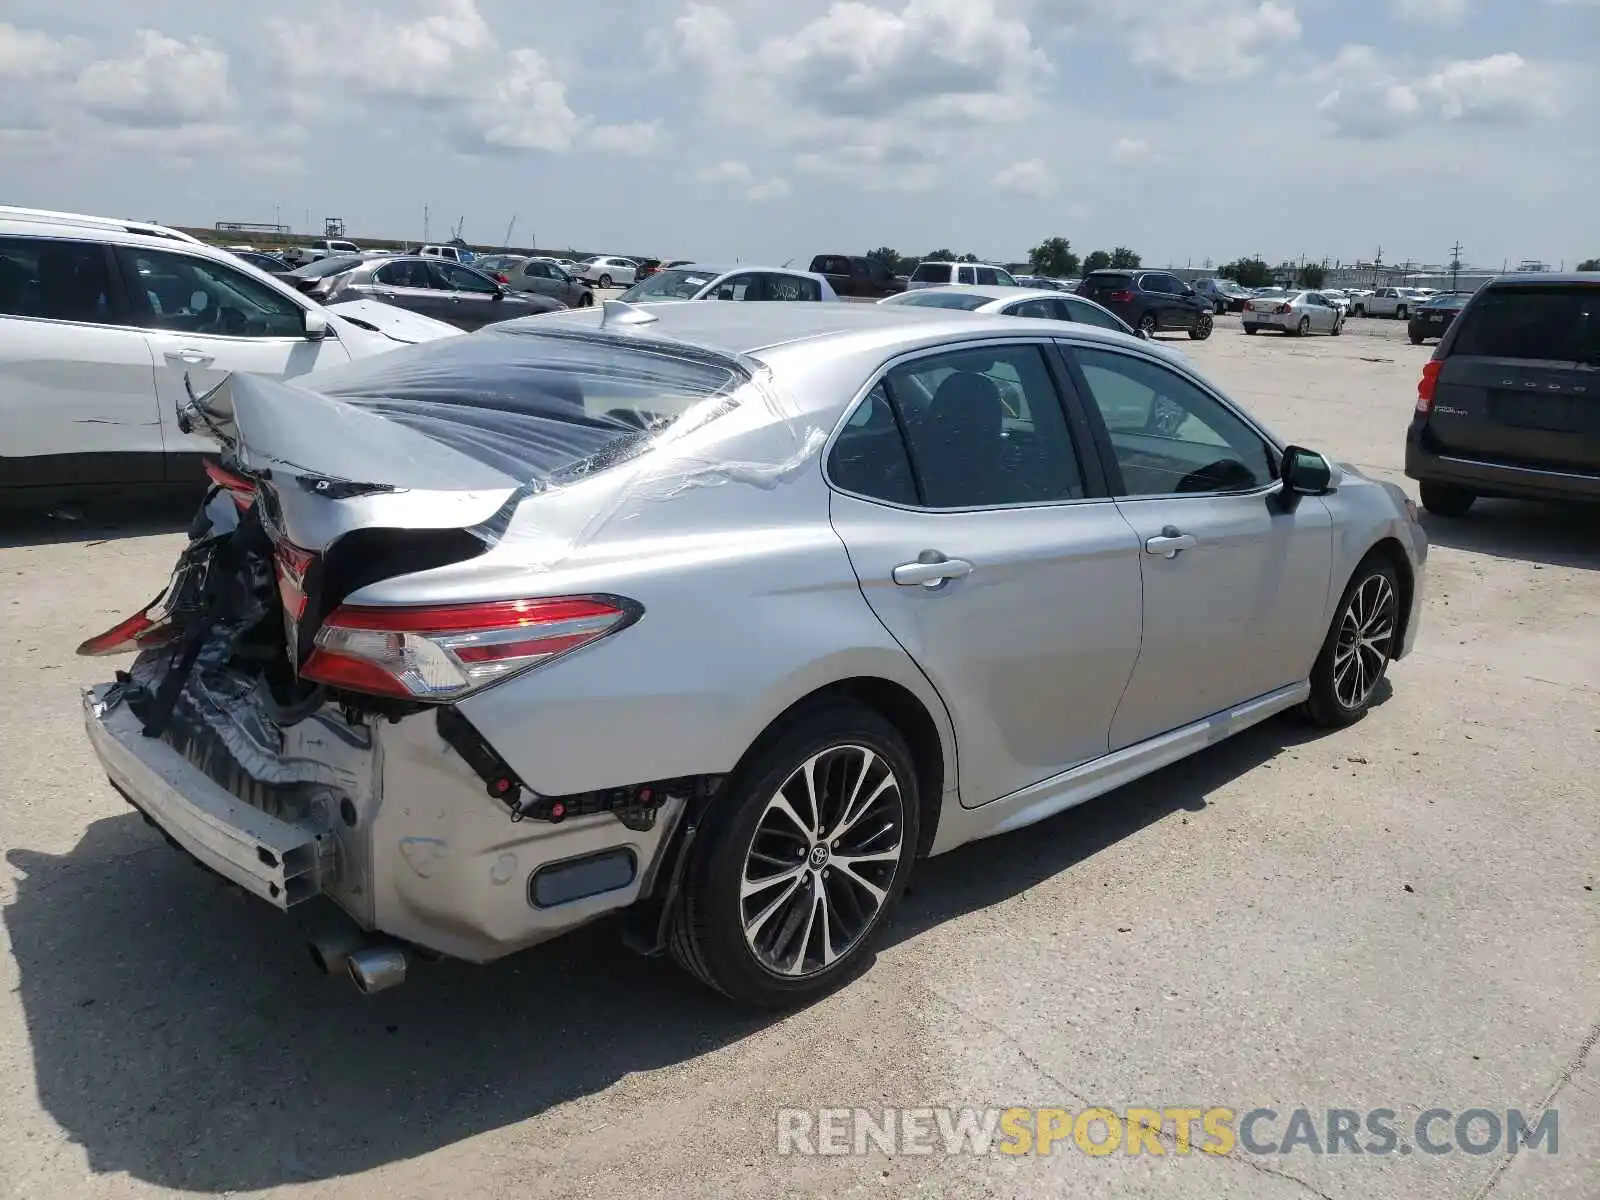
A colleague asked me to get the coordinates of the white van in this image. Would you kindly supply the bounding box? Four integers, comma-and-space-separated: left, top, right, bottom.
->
905, 261, 1019, 291
0, 207, 461, 504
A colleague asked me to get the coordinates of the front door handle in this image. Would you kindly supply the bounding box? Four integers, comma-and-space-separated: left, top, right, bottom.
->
893, 553, 973, 589
1145, 526, 1197, 558
164, 349, 214, 367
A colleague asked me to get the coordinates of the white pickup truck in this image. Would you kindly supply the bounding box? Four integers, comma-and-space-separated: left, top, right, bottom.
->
282, 238, 364, 267
1349, 287, 1427, 319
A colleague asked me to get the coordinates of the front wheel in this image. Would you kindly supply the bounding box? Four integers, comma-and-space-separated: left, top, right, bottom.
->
1419, 481, 1476, 517
1331, 318, 1343, 336
1215, 301, 1226, 315
1395, 306, 1408, 320
578, 292, 595, 307
669, 699, 919, 1007
1303, 558, 1400, 728
1189, 312, 1214, 340
1352, 305, 1365, 317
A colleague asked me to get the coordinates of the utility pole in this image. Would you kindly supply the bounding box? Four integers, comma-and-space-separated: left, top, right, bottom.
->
1448, 240, 1464, 292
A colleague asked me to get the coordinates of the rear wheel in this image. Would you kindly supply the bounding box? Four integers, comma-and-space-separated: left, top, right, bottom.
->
1137, 313, 1159, 338
1409, 332, 1424, 345
669, 700, 919, 1007
1352, 305, 1365, 317
1189, 312, 1214, 340
1214, 301, 1226, 315
1296, 317, 1311, 337
1303, 558, 1400, 728
578, 292, 594, 307
1245, 325, 1259, 335
598, 273, 613, 289
1419, 481, 1476, 517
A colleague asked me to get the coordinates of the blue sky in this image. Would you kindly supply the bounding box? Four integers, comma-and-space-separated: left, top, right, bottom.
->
2, 0, 1594, 268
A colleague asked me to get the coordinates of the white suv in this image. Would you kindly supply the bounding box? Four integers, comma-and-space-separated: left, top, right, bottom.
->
0, 207, 460, 504
905, 260, 1019, 291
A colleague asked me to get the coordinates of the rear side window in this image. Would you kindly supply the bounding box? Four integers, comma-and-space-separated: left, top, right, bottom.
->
889, 291, 991, 311
910, 263, 948, 283
0, 236, 122, 325
1062, 297, 1125, 331
827, 384, 918, 505
1449, 286, 1598, 363
1084, 273, 1133, 293
975, 267, 1000, 285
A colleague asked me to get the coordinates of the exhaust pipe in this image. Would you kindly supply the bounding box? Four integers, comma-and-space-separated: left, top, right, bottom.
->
346, 944, 408, 994
308, 928, 370, 978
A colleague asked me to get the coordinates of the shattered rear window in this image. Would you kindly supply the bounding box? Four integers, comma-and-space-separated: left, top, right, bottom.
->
301, 326, 752, 484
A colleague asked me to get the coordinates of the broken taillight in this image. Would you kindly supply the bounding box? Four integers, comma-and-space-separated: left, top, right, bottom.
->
77, 605, 179, 657
300, 596, 639, 700
204, 459, 256, 509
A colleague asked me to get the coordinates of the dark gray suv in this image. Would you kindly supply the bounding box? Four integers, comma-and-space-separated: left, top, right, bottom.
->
1406, 273, 1599, 515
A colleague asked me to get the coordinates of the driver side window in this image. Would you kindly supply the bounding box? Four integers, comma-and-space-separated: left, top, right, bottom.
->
1069, 347, 1274, 497
120, 248, 303, 338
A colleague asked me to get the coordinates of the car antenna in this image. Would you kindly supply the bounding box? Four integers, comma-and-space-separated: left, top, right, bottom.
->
600, 299, 658, 327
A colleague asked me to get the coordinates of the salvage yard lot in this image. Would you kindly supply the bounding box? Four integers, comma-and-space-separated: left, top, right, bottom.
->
0, 314, 1596, 1199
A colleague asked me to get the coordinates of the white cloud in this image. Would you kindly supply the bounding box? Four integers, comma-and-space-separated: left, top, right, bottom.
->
0, 21, 85, 78
745, 178, 791, 202
74, 31, 233, 128
1393, 0, 1468, 25
1110, 136, 1152, 162
995, 158, 1056, 195
695, 160, 754, 186
1064, 0, 1300, 83
266, 0, 591, 154
1314, 45, 1561, 138
589, 120, 668, 156
662, 0, 1049, 186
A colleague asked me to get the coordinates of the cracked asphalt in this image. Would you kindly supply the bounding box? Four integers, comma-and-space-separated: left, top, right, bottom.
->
0, 314, 1595, 1199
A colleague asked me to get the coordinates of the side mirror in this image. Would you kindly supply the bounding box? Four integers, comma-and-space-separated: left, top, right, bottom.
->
1277, 445, 1333, 513
1182, 286, 1196, 297
303, 309, 329, 341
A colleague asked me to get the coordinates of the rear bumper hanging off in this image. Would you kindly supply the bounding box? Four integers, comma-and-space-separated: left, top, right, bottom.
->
82, 684, 336, 909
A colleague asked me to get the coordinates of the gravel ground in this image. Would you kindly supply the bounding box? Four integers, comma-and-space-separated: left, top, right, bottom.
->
0, 313, 1595, 1200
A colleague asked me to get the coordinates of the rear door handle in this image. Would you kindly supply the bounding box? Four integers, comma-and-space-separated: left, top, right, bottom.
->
1145, 527, 1197, 558
164, 349, 214, 367
893, 554, 973, 588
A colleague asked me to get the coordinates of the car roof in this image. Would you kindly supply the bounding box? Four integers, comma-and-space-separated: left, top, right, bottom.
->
525, 297, 1155, 364
892, 284, 1076, 305
1485, 272, 1599, 286
657, 264, 824, 279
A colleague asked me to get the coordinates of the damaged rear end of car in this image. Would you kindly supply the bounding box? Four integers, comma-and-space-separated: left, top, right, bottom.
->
79, 325, 769, 990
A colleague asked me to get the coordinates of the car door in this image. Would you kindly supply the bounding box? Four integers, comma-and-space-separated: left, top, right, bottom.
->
1142, 273, 1183, 329
1062, 343, 1334, 749
826, 341, 1144, 808
428, 261, 503, 329
362, 258, 441, 319
115, 245, 352, 476
515, 259, 558, 300
1058, 296, 1130, 335
0, 234, 166, 488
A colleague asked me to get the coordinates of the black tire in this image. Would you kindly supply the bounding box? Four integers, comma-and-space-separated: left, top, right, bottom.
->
1302, 556, 1401, 728
578, 292, 594, 307
1352, 305, 1365, 317
1296, 317, 1311, 337
1395, 305, 1408, 320
1137, 313, 1159, 337
1331, 318, 1343, 336
1214, 301, 1226, 316
1189, 312, 1214, 340
598, 273, 613, 289
1244, 325, 1259, 335
1419, 481, 1476, 517
1409, 333, 1424, 345
669, 699, 920, 1007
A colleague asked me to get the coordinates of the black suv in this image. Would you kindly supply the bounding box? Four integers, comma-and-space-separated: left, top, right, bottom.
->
1406, 273, 1599, 516
1076, 270, 1214, 339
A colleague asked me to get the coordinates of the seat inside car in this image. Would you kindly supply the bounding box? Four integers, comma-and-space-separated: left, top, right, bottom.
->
918, 371, 1009, 506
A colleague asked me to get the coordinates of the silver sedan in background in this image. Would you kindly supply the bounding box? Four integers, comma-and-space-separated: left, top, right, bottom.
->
78, 302, 1424, 1007
1242, 290, 1346, 336
878, 284, 1140, 336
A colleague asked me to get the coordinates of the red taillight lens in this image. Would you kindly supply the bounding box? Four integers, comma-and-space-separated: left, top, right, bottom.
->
1416, 361, 1442, 415
77, 608, 179, 657
300, 596, 637, 700
493, 272, 509, 283
1276, 304, 1292, 314
1108, 290, 1134, 303
204, 459, 255, 509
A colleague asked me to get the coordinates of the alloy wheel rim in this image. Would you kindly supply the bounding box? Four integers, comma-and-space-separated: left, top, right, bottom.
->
741, 745, 905, 978
1334, 574, 1397, 709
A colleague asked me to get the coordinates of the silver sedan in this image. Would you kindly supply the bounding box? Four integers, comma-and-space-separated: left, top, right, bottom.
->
79, 301, 1425, 1007
878, 284, 1137, 335
1243, 290, 1346, 336
616, 264, 838, 303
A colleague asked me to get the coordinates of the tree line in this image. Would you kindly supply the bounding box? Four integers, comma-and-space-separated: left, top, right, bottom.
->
862, 239, 1142, 279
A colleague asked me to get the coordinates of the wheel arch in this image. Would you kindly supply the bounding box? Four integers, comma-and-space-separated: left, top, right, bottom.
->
1361, 536, 1416, 657
736, 677, 949, 858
